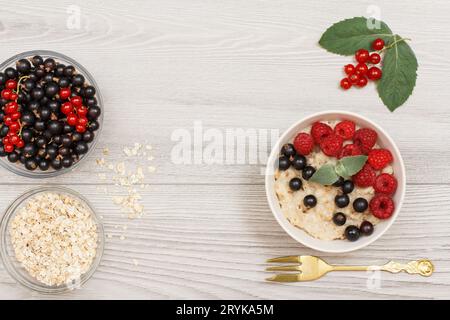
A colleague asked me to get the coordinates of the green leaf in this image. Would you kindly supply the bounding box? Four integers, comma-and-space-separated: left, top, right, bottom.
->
319, 17, 392, 55
335, 161, 350, 179
339, 155, 368, 176
309, 164, 340, 185
377, 35, 418, 111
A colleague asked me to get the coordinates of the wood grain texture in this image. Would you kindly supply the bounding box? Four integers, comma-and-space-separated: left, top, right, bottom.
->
0, 0, 450, 299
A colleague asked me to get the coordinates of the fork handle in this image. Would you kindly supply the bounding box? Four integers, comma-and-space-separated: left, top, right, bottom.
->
331, 265, 370, 271
331, 259, 434, 277
379, 259, 434, 276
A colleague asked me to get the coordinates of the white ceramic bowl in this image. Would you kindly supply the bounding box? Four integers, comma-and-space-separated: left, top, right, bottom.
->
265, 110, 406, 253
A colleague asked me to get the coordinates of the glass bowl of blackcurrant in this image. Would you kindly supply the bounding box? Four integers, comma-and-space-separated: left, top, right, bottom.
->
0, 50, 103, 178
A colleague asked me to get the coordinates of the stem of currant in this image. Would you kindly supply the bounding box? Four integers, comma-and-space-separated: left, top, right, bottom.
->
379, 37, 411, 53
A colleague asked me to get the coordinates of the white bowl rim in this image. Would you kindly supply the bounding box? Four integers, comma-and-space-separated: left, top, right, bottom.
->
265, 110, 406, 253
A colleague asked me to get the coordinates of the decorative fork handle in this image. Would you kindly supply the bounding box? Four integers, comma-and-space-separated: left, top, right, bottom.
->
331, 259, 434, 277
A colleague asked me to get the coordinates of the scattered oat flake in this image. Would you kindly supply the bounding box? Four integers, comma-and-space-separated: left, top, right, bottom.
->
148, 166, 156, 173
120, 235, 126, 240
133, 259, 139, 266
103, 148, 110, 156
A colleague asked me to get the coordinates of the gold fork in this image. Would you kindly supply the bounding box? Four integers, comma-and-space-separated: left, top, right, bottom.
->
266, 255, 434, 282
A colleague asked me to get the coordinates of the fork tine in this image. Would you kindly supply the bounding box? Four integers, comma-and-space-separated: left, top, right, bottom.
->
266, 274, 300, 282
266, 255, 300, 263
266, 265, 301, 272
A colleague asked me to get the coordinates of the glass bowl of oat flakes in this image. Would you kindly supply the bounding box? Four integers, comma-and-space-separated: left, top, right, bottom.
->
0, 186, 104, 293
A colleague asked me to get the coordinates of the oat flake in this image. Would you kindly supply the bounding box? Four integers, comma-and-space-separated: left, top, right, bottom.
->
10, 192, 98, 286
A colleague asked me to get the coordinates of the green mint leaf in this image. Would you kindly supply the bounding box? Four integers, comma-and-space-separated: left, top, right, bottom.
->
338, 155, 368, 176
335, 161, 350, 179
319, 17, 392, 56
377, 35, 418, 111
310, 164, 340, 185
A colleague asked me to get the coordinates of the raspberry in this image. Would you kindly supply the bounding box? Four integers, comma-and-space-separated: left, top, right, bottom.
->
368, 149, 393, 170
293, 132, 314, 155
370, 194, 395, 219
353, 164, 376, 187
311, 122, 333, 144
338, 143, 362, 158
374, 173, 398, 194
353, 128, 377, 154
334, 120, 356, 140
320, 133, 343, 157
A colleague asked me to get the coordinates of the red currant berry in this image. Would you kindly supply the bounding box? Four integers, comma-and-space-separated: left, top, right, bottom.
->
4, 116, 13, 126
367, 66, 382, 80
340, 78, 352, 90
11, 112, 21, 121
2, 137, 10, 145
4, 102, 18, 114
372, 38, 385, 51
16, 139, 25, 148
1, 89, 12, 100
4, 144, 14, 153
356, 76, 368, 87
348, 73, 360, 84
71, 96, 83, 107
61, 102, 73, 115
9, 92, 18, 101
10, 134, 20, 145
77, 106, 88, 117
344, 64, 355, 75
9, 122, 20, 132
77, 117, 88, 127
76, 124, 87, 133
67, 113, 78, 126
355, 63, 368, 75
355, 49, 370, 63
369, 53, 381, 64
5, 79, 17, 90
59, 87, 71, 100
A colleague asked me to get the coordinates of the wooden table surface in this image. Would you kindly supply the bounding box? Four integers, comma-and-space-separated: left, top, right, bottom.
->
0, 0, 449, 299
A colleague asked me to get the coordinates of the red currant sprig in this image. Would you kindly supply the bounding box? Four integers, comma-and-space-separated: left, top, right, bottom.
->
59, 94, 89, 133
0, 77, 28, 153
339, 38, 384, 90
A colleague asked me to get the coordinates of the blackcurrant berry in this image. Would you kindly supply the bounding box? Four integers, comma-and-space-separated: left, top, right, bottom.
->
16, 59, 31, 74
45, 82, 59, 97
32, 55, 44, 67
302, 166, 316, 180
353, 198, 368, 212
72, 74, 85, 87
87, 106, 101, 120
335, 194, 350, 208
5, 67, 18, 79
360, 221, 374, 235
51, 158, 62, 170
82, 131, 94, 142
62, 156, 73, 168
292, 154, 306, 170
303, 195, 317, 208
281, 143, 296, 157
44, 58, 56, 70
342, 180, 354, 194
289, 178, 302, 191
38, 160, 50, 171
24, 158, 38, 170
84, 85, 96, 97
345, 225, 360, 241
333, 212, 346, 226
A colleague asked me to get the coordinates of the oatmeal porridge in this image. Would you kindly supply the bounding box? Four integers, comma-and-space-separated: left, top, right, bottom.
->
274, 120, 397, 241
